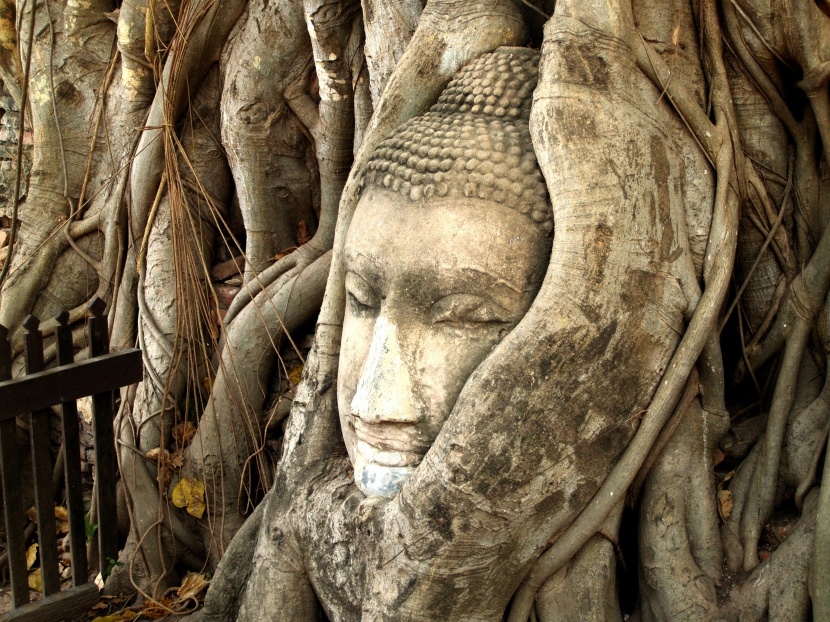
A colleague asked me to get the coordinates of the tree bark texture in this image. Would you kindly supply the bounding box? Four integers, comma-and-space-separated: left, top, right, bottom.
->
0, 0, 828, 619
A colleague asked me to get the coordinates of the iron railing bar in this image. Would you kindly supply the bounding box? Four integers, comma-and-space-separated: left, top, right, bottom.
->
87, 298, 119, 573
55, 312, 89, 584
0, 325, 28, 607
0, 349, 142, 420
23, 316, 61, 596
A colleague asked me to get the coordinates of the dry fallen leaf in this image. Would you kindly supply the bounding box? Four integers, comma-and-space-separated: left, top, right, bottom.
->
272, 246, 297, 261
172, 421, 197, 447
207, 309, 220, 341
177, 571, 210, 600
28, 568, 42, 592
146, 447, 165, 462
717, 469, 735, 491
202, 376, 214, 392
26, 506, 37, 523
140, 597, 175, 619
171, 478, 206, 519
775, 523, 793, 541
146, 447, 181, 486
146, 447, 176, 486
717, 489, 734, 522
169, 451, 184, 469
25, 543, 38, 570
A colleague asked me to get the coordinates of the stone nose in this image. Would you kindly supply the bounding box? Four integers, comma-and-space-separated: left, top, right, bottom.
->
350, 315, 423, 424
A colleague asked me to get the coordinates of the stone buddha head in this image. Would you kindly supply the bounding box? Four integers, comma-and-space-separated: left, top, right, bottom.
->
337, 48, 553, 497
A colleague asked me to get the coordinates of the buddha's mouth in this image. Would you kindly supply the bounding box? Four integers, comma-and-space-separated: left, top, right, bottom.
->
351, 419, 430, 467
356, 440, 422, 467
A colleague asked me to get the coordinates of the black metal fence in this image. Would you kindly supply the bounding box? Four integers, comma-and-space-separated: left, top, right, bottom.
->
0, 298, 142, 622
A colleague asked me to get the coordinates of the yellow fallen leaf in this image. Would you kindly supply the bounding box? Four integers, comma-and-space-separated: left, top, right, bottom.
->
171, 478, 206, 519
202, 376, 214, 392
55, 505, 69, 534
288, 364, 304, 386
177, 571, 209, 600
91, 611, 138, 622
28, 568, 42, 592
24, 506, 69, 533
718, 489, 734, 522
25, 543, 38, 570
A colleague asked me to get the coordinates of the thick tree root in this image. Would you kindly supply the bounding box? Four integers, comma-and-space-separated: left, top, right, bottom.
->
534, 504, 623, 622
181, 500, 266, 622
184, 251, 331, 563
739, 221, 830, 570
716, 489, 819, 622
637, 399, 727, 621
811, 442, 830, 617
219, 0, 317, 282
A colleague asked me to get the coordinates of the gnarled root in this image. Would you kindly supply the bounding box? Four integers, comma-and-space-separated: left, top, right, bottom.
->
738, 226, 830, 570
716, 489, 819, 622
637, 399, 728, 621
219, 0, 316, 283
184, 250, 331, 563
534, 503, 624, 622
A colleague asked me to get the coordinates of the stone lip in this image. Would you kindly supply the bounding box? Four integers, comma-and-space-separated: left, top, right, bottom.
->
353, 417, 433, 456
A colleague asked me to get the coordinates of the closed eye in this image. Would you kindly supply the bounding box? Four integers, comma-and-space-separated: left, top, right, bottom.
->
346, 272, 380, 317
430, 294, 511, 325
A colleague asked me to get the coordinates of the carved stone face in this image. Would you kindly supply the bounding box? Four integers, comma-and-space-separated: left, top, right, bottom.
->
338, 186, 550, 496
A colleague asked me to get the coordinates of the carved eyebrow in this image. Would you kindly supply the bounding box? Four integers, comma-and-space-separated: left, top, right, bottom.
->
344, 247, 382, 272
344, 250, 533, 308
454, 266, 526, 295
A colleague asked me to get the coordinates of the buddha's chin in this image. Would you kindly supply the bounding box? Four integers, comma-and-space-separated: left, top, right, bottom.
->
355, 458, 416, 498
